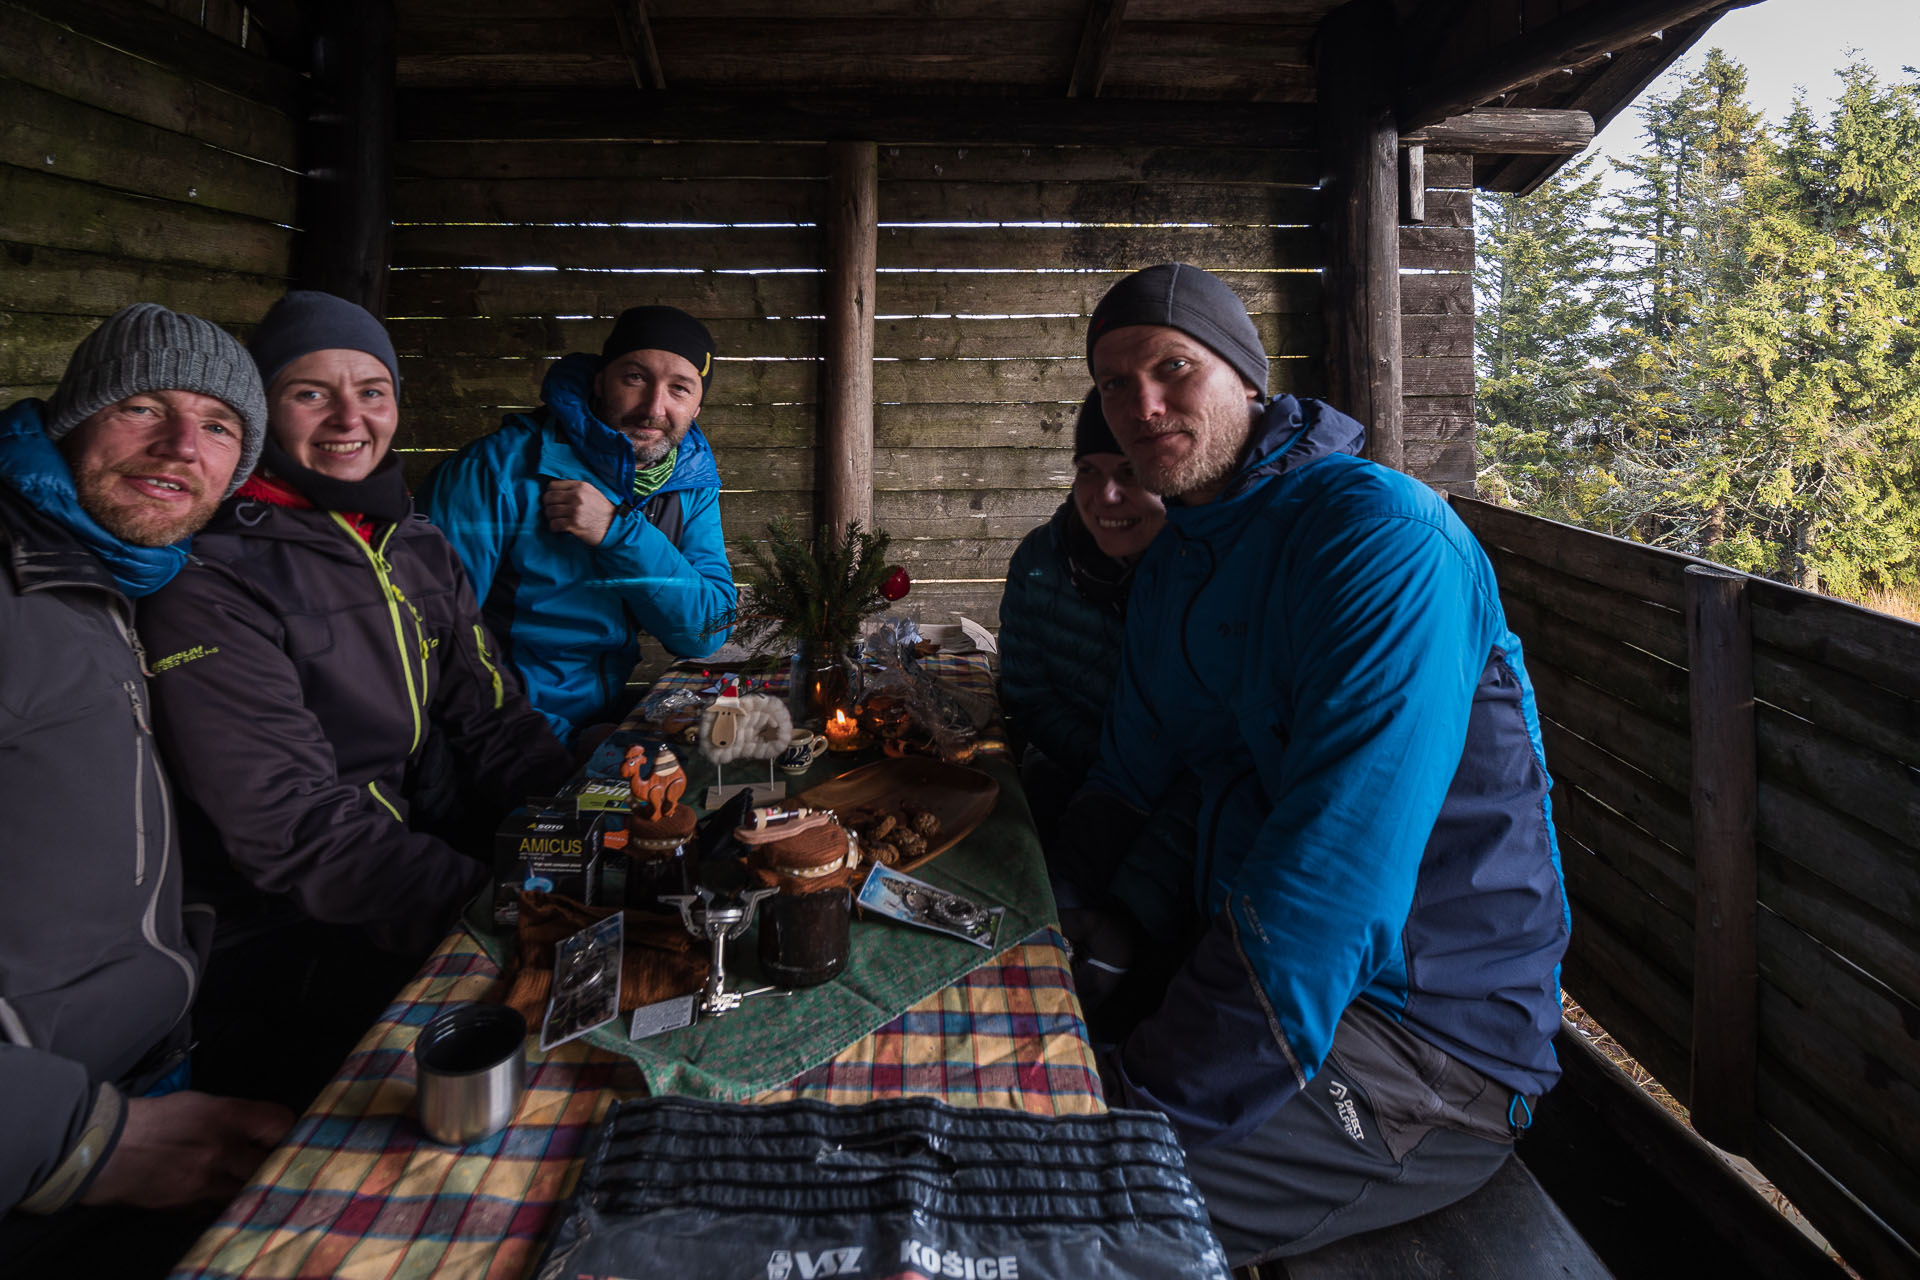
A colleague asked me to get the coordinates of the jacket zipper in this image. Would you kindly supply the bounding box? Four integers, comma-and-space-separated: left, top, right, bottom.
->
333, 514, 427, 754
108, 610, 199, 1013
366, 780, 404, 822
1198, 765, 1257, 917
473, 625, 505, 710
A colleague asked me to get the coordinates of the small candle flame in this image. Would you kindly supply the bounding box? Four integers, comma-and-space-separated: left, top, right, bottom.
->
832, 709, 852, 727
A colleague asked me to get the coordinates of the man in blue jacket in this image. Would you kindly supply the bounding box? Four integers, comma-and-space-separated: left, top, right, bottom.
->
1061, 264, 1570, 1266
421, 306, 737, 743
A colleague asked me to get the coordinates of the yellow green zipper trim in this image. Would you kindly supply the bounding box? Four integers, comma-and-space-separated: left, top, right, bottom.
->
366, 780, 403, 822
332, 514, 426, 753
473, 625, 505, 709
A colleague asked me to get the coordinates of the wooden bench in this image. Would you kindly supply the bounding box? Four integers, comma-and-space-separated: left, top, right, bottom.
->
1236, 1155, 1614, 1280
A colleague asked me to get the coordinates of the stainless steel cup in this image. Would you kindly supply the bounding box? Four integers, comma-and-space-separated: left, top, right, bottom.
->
414, 1003, 527, 1145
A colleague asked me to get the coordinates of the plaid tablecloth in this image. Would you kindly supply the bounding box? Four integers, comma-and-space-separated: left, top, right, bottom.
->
171, 926, 1102, 1280
172, 647, 1105, 1280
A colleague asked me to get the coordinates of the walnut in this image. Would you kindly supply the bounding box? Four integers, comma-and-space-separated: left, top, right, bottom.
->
908, 808, 940, 838
868, 839, 902, 866
893, 830, 927, 858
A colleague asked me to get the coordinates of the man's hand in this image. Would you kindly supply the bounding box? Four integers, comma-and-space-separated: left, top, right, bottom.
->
81, 1092, 294, 1209
1061, 903, 1146, 1018
541, 479, 616, 547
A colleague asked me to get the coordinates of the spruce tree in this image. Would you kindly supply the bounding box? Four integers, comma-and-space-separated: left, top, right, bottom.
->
1473, 154, 1620, 522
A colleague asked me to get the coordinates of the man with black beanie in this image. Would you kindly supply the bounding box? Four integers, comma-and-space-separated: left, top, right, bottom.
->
1056, 263, 1571, 1265
0, 305, 292, 1262
421, 304, 737, 742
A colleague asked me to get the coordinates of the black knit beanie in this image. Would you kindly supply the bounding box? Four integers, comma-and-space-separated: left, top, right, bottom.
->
601, 306, 716, 393
1087, 263, 1269, 396
1071, 391, 1120, 459
249, 291, 401, 394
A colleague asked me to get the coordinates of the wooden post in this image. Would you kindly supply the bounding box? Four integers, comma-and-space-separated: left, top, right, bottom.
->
822, 141, 877, 537
1316, 0, 1404, 471
1685, 563, 1757, 1155
299, 0, 395, 315
1400, 144, 1427, 224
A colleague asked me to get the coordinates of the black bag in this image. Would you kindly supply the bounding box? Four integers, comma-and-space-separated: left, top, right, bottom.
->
533, 1096, 1229, 1279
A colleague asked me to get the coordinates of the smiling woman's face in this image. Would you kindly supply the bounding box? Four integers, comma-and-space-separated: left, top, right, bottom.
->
1072, 451, 1167, 562
267, 348, 398, 481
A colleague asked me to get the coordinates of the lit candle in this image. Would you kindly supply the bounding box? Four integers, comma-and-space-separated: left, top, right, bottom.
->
824, 708, 863, 753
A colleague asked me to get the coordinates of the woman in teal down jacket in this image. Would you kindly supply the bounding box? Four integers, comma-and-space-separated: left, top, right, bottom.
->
999, 394, 1196, 1027
999, 393, 1166, 795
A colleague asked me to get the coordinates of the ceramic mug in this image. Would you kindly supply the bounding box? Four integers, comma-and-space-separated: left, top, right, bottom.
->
778, 731, 829, 774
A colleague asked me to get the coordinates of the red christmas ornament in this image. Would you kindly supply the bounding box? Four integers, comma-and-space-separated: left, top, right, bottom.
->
880, 566, 911, 601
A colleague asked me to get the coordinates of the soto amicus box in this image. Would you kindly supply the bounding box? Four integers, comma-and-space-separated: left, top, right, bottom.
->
493, 801, 605, 927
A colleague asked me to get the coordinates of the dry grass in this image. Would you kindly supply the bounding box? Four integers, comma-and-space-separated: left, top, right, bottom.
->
1851, 584, 1920, 623
1561, 996, 1860, 1277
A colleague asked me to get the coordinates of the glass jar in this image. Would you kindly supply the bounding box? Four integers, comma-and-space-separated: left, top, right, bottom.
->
756, 887, 851, 988
623, 840, 696, 913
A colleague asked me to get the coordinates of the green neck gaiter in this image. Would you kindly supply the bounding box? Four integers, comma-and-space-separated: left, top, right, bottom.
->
632, 447, 678, 502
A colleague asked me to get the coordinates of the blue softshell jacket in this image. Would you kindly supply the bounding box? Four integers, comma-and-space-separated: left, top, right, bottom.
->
1081, 395, 1570, 1148
419, 355, 736, 742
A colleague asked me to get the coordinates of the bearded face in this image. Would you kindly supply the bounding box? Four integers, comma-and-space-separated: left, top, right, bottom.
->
1091, 326, 1261, 505
60, 390, 244, 545
592, 349, 703, 466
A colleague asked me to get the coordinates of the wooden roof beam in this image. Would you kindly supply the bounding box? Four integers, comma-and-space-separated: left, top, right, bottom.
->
1397, 0, 1764, 132
612, 0, 666, 92
1400, 107, 1594, 154
1065, 0, 1129, 98
399, 88, 1317, 149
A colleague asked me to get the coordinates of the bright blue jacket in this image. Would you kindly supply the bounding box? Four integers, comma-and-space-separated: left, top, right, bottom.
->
419, 355, 736, 742
1080, 395, 1569, 1147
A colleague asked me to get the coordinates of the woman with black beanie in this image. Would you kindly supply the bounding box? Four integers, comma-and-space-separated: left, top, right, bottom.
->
137, 292, 572, 1106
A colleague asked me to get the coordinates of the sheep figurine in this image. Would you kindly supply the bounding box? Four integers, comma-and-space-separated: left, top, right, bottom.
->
698, 679, 795, 766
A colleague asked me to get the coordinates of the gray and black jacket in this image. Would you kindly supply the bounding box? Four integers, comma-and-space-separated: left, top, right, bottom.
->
137, 482, 573, 953
0, 485, 206, 1215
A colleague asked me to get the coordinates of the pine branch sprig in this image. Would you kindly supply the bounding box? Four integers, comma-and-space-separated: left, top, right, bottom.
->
732, 518, 895, 654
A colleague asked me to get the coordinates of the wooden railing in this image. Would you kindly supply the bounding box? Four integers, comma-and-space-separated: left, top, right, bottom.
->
1452, 495, 1920, 1279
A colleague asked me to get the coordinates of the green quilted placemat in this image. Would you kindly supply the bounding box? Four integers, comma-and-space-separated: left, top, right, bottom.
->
468, 752, 1057, 1100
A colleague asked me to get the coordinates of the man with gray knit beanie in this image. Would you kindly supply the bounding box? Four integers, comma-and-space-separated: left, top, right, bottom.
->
0, 304, 291, 1251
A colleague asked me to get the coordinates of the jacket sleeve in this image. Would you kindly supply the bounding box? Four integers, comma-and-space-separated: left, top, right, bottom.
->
140, 568, 485, 951
592, 484, 736, 657
1105, 510, 1493, 1147
0, 1045, 124, 1214
997, 525, 1102, 782
418, 443, 514, 608
426, 535, 575, 801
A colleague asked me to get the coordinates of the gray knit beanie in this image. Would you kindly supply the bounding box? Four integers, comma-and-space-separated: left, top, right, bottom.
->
1087, 263, 1269, 396
44, 303, 268, 497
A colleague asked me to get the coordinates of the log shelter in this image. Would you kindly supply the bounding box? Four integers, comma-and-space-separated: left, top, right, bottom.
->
4, 1, 1916, 1276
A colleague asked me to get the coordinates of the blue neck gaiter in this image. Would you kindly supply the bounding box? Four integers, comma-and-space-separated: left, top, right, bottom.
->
0, 399, 192, 598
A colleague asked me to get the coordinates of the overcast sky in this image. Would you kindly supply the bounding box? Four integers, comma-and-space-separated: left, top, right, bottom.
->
1591, 0, 1920, 163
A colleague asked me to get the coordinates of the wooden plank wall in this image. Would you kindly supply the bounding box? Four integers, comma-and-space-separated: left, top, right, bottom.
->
385, 134, 1329, 632
1454, 496, 1920, 1275
870, 143, 1324, 629
0, 0, 301, 399
386, 137, 831, 557
1403, 150, 1474, 494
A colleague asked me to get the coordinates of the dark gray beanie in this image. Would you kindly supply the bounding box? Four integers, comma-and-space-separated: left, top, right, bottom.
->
1071, 391, 1120, 460
1087, 263, 1269, 396
249, 290, 401, 392
45, 303, 268, 498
